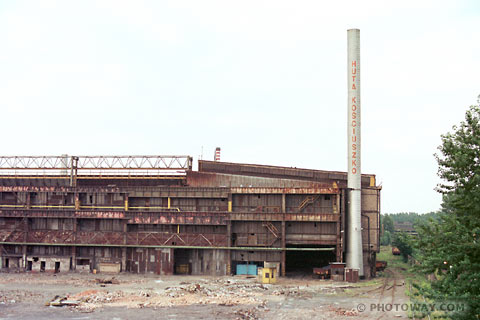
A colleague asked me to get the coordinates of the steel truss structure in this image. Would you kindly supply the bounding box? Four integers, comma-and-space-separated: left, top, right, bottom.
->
0, 156, 193, 171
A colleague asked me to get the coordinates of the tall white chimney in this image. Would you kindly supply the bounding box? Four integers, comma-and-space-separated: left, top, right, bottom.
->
346, 29, 364, 276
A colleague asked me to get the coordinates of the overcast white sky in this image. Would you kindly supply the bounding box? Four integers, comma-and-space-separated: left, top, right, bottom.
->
0, 1, 479, 213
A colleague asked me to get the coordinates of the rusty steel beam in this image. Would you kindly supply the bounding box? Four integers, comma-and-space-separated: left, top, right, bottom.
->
0, 230, 25, 243
0, 209, 341, 223
126, 233, 228, 247
230, 187, 339, 194
127, 212, 227, 225
0, 209, 129, 219
28, 230, 75, 244
76, 231, 124, 245
75, 211, 125, 219
0, 241, 335, 251
0, 186, 123, 193
228, 212, 340, 222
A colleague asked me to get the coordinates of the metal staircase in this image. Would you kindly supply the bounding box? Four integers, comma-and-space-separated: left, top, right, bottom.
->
298, 195, 319, 211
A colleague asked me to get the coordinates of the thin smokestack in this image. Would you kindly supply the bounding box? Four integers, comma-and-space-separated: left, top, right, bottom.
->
346, 29, 364, 276
214, 147, 221, 161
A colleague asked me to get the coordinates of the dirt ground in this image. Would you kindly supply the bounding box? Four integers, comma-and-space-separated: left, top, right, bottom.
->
0, 270, 410, 320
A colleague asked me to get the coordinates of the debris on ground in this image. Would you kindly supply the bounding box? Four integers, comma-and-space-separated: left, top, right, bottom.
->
38, 278, 272, 313
95, 277, 120, 285
234, 308, 259, 320
0, 272, 411, 319
327, 305, 359, 316
46, 295, 80, 307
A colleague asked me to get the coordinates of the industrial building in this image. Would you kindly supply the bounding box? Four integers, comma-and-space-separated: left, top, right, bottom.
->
0, 155, 380, 278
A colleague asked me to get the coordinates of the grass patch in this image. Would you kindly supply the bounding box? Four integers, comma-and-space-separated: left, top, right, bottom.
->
378, 246, 443, 319
377, 245, 411, 277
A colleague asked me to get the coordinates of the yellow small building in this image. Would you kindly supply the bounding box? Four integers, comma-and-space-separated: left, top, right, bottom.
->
262, 267, 277, 284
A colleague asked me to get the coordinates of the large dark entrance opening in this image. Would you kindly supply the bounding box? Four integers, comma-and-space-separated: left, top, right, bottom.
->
285, 245, 336, 275
173, 249, 191, 275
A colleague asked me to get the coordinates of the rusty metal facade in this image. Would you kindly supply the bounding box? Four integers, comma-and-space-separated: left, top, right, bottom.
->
0, 157, 381, 278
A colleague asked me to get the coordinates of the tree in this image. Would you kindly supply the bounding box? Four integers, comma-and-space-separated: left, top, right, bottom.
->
380, 230, 391, 246
382, 215, 395, 233
392, 231, 412, 262
414, 105, 480, 320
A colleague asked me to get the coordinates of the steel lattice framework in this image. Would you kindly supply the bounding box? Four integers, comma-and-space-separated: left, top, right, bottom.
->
0, 156, 193, 170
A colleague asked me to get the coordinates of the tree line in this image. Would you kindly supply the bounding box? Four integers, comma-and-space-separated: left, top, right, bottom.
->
379, 103, 480, 319
379, 212, 439, 247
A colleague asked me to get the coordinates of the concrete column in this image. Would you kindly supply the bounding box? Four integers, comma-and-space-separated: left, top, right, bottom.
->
72, 218, 77, 270
122, 220, 127, 271
22, 217, 28, 269
340, 189, 346, 263
123, 193, 129, 211
122, 247, 127, 272
26, 193, 31, 210
22, 246, 27, 269
226, 220, 232, 275
281, 220, 286, 277
71, 246, 76, 270
75, 194, 80, 210
281, 193, 286, 276
124, 194, 129, 272
228, 193, 233, 212
336, 202, 342, 262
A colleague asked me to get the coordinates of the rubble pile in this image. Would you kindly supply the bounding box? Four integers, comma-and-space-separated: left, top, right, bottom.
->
44, 278, 272, 313
327, 306, 359, 317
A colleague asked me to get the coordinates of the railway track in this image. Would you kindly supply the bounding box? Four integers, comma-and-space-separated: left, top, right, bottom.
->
375, 269, 401, 320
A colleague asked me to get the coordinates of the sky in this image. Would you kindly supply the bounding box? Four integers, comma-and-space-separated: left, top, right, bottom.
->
0, 0, 479, 214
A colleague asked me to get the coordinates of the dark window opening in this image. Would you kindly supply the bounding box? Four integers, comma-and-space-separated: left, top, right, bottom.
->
40, 261, 46, 272
78, 259, 90, 266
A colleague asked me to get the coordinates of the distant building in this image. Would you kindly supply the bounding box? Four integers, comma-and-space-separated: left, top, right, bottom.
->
393, 222, 417, 235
